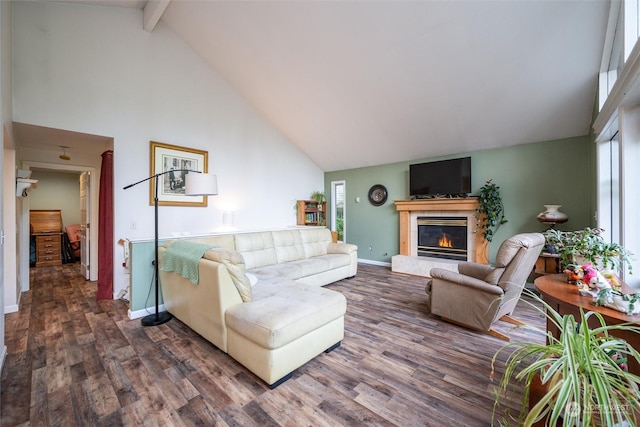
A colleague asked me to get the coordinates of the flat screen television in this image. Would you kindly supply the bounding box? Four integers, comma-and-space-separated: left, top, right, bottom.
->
409, 157, 471, 198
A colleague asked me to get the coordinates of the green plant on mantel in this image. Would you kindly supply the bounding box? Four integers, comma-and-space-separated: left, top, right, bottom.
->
475, 179, 507, 243
543, 227, 634, 274
491, 290, 640, 427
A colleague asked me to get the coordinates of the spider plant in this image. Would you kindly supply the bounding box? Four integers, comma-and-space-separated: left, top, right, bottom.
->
491, 290, 640, 426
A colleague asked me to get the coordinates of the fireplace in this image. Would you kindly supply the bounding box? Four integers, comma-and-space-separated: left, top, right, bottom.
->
392, 198, 488, 277
417, 217, 468, 261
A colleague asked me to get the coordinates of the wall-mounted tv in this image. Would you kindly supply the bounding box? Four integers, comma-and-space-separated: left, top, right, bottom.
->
409, 157, 471, 198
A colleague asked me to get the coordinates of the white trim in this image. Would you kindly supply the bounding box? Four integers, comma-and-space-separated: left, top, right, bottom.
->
0, 346, 6, 374
128, 303, 167, 320
4, 304, 18, 314
358, 258, 391, 267
598, 0, 623, 110
330, 180, 346, 241
21, 162, 100, 285
600, 0, 622, 73
595, 13, 640, 136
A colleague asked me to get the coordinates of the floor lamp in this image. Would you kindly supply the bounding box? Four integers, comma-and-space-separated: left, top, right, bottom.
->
124, 170, 218, 326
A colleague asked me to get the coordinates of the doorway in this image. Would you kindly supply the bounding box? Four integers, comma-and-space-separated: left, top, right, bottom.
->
331, 180, 345, 242
20, 162, 99, 291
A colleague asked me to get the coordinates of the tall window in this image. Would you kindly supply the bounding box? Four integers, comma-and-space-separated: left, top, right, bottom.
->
600, 3, 624, 109
331, 181, 345, 242
597, 133, 620, 245
598, 0, 640, 110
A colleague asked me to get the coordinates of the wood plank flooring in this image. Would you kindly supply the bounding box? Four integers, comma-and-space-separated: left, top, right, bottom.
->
1, 262, 546, 426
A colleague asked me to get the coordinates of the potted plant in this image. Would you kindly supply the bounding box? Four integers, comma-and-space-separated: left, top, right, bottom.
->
491, 291, 640, 426
543, 227, 634, 274
475, 179, 508, 243
310, 190, 325, 204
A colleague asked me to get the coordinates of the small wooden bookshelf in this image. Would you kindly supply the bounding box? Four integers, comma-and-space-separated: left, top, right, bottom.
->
296, 200, 326, 226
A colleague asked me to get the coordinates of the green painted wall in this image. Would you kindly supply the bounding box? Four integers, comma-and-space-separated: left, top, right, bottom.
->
129, 135, 595, 313
325, 136, 595, 263
129, 238, 171, 313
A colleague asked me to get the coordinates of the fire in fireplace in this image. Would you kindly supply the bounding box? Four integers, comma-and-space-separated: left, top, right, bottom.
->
417, 216, 468, 261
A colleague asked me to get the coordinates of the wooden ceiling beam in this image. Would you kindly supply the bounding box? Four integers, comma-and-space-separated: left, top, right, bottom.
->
143, 0, 171, 32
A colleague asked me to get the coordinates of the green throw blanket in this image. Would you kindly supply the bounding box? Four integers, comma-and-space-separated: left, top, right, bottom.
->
160, 241, 216, 285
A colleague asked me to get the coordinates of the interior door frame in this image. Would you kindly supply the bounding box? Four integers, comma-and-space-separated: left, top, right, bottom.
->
20, 162, 99, 290
80, 171, 91, 280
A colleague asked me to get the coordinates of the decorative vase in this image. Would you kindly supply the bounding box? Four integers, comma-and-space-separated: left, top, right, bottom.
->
537, 205, 569, 224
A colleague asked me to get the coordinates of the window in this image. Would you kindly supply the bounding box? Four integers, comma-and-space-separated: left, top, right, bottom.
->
598, 0, 640, 110
596, 132, 620, 245
600, 2, 624, 109
330, 181, 345, 242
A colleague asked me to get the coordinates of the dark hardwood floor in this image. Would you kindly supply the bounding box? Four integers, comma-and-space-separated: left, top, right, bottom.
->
1, 262, 546, 426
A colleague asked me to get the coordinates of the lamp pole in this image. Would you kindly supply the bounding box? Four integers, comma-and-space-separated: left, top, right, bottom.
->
123, 169, 196, 326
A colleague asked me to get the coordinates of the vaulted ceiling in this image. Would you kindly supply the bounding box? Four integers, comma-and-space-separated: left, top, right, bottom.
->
35, 0, 611, 171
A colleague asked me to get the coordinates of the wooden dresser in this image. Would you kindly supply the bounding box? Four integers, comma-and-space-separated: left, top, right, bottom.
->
30, 210, 63, 267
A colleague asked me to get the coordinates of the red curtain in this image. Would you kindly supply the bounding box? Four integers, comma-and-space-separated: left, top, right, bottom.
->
97, 150, 114, 300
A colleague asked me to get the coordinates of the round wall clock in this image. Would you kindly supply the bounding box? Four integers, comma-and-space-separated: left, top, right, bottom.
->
368, 184, 388, 206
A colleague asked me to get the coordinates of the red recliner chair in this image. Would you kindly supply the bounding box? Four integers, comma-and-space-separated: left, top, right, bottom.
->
65, 224, 81, 260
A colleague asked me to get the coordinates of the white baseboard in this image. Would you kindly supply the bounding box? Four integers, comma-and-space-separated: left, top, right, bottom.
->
358, 258, 391, 267
0, 345, 6, 373
128, 304, 167, 320
4, 290, 21, 314
4, 304, 19, 314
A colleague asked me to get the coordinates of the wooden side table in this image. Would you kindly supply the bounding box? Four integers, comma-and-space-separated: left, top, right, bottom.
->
534, 252, 561, 275
534, 274, 640, 375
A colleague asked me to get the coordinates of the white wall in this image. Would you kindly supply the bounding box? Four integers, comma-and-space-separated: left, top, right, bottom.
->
12, 2, 324, 297
0, 0, 12, 373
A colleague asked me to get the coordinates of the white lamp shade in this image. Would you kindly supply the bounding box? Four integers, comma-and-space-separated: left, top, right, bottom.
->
185, 173, 218, 196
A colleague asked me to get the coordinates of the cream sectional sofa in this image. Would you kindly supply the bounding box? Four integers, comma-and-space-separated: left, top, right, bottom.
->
157, 227, 357, 387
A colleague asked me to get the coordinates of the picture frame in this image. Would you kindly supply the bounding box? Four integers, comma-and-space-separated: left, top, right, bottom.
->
149, 141, 209, 207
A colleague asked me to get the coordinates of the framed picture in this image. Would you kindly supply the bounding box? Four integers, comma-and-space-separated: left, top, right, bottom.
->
149, 141, 209, 207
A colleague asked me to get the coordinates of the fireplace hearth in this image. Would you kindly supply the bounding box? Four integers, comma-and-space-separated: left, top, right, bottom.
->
417, 217, 468, 261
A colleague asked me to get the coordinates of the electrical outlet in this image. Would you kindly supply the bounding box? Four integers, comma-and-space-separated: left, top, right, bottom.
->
130, 220, 137, 230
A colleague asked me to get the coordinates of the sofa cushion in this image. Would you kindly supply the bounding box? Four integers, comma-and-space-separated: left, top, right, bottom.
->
248, 253, 352, 281
272, 230, 305, 263
250, 263, 303, 281
320, 253, 353, 270
234, 232, 277, 270
225, 280, 347, 350
203, 247, 252, 302
300, 228, 332, 258
297, 258, 332, 277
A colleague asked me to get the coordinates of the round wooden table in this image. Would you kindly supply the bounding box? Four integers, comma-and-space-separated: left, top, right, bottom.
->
534, 273, 640, 374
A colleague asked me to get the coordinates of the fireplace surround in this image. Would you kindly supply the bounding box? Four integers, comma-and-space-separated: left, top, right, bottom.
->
392, 198, 488, 277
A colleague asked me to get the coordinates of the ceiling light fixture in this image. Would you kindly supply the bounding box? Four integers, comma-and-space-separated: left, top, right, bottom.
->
59, 145, 71, 161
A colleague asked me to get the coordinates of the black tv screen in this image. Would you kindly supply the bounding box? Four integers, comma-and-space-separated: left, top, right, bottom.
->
409, 157, 471, 198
